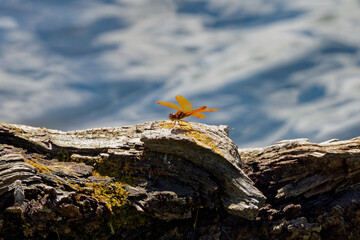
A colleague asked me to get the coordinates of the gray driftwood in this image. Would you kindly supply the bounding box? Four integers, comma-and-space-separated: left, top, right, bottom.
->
0, 122, 359, 240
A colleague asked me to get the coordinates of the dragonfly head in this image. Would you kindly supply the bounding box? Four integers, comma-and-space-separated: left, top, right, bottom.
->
169, 113, 177, 121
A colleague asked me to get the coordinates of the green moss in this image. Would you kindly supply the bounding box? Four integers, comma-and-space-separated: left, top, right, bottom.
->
22, 222, 35, 237
69, 153, 140, 186
93, 158, 140, 186
71, 181, 146, 230
111, 204, 147, 230
57, 150, 71, 162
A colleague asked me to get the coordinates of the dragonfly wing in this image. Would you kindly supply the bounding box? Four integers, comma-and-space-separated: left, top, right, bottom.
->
156, 101, 181, 110
196, 108, 219, 112
188, 106, 218, 117
175, 95, 193, 112
191, 112, 207, 118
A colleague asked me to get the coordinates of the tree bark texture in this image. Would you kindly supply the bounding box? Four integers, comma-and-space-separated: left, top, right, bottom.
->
0, 122, 359, 239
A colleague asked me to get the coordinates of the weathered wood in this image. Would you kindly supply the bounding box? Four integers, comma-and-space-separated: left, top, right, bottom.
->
0, 122, 359, 239
240, 138, 360, 201
0, 122, 265, 239
239, 137, 360, 240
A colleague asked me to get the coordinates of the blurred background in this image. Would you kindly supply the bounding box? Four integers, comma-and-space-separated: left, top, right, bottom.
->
1, 0, 360, 148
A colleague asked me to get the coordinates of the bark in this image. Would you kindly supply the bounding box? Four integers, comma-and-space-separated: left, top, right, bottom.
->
0, 122, 359, 239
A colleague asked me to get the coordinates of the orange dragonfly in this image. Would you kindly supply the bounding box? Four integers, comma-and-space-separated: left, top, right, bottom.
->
156, 95, 219, 129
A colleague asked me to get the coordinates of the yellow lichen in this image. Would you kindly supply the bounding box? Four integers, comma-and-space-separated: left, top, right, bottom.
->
52, 178, 65, 189
66, 181, 81, 192
186, 130, 223, 157
159, 121, 223, 157
91, 170, 111, 180
159, 120, 175, 129
84, 182, 129, 213
24, 159, 52, 174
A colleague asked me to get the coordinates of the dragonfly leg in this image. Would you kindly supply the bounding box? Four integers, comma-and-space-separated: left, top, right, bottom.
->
171, 121, 181, 133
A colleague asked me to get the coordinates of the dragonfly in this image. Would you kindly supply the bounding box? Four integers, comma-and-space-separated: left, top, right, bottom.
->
156, 95, 219, 129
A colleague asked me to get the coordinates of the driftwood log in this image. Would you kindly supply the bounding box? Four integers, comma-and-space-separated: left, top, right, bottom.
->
0, 122, 359, 239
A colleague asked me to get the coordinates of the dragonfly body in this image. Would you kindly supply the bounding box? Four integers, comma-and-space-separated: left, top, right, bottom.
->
169, 106, 207, 122
157, 95, 218, 128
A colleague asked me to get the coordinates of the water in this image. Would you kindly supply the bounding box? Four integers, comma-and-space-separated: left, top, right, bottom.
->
1, 0, 360, 147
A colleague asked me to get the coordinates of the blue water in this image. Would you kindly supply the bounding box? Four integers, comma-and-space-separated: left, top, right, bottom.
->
1, 0, 360, 147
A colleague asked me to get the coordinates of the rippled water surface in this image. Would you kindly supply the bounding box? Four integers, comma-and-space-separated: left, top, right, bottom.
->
1, 0, 360, 147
